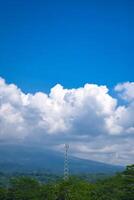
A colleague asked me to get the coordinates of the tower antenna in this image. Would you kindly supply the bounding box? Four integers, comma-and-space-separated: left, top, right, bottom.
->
114, 152, 119, 165
64, 144, 69, 180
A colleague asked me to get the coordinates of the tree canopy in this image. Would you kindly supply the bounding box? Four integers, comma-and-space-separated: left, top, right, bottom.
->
0, 165, 133, 200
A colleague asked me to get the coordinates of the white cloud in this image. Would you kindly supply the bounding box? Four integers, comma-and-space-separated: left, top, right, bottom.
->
115, 82, 134, 101
0, 77, 134, 165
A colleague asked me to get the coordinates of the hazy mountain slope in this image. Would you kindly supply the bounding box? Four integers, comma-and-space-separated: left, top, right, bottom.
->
0, 144, 124, 173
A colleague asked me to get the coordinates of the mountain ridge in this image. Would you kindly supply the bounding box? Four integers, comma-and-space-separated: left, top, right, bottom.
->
0, 144, 124, 174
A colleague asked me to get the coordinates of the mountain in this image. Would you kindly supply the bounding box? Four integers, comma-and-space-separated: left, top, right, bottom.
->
0, 144, 124, 174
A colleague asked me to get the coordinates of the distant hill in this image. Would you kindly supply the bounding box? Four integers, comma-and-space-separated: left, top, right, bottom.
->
0, 144, 124, 174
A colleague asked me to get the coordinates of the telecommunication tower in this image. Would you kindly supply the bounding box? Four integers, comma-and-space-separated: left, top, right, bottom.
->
64, 144, 69, 180
114, 152, 119, 165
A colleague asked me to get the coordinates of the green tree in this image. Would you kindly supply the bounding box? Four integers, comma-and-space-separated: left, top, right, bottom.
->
0, 165, 133, 200
121, 164, 134, 200
8, 177, 41, 200
0, 187, 7, 200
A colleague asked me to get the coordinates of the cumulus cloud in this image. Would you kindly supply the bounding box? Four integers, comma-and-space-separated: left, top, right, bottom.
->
115, 82, 134, 101
0, 77, 134, 165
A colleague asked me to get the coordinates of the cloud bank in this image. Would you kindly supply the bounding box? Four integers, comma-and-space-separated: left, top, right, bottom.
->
0, 77, 134, 165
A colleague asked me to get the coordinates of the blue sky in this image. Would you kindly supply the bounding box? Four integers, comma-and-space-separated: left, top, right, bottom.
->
0, 0, 134, 93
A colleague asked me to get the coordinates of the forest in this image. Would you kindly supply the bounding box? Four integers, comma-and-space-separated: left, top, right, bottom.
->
0, 165, 133, 200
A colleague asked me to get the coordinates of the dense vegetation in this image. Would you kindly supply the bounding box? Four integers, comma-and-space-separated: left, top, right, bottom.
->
0, 171, 112, 187
0, 165, 133, 200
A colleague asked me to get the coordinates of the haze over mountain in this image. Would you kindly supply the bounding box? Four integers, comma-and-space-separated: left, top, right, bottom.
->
0, 144, 123, 174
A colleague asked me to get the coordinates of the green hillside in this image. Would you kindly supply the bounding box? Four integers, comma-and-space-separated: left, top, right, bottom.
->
0, 165, 133, 200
